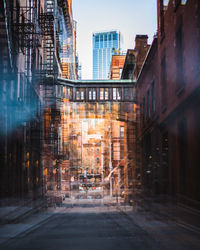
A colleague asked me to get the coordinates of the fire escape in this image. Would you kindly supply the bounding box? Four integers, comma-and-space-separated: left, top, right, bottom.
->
11, 0, 59, 80
40, 1, 55, 76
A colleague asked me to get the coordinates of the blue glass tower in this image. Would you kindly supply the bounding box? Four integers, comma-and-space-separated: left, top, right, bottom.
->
93, 31, 121, 80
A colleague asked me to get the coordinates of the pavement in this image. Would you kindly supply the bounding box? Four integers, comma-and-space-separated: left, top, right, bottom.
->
0, 197, 200, 249
0, 199, 164, 250
0, 199, 46, 224
129, 196, 200, 233
0, 198, 56, 246
0, 211, 54, 246
117, 204, 200, 250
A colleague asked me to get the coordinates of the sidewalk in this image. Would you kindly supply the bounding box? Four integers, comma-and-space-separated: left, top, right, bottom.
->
117, 203, 200, 250
0, 198, 47, 225
0, 199, 71, 247
0, 211, 53, 246
133, 196, 200, 233
0, 198, 56, 247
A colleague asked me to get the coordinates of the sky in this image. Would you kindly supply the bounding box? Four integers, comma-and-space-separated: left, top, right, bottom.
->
72, 0, 157, 80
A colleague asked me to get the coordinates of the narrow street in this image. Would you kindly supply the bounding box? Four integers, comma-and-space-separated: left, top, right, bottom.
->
1, 198, 200, 250
1, 1, 200, 249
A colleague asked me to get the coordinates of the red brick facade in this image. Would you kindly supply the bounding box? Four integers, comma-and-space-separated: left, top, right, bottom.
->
137, 0, 200, 209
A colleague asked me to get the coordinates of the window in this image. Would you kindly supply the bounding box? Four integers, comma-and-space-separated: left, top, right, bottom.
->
143, 97, 146, 122
151, 82, 156, 113
124, 88, 131, 100
120, 144, 124, 159
100, 88, 104, 100
147, 90, 150, 118
63, 87, 66, 98
161, 54, 167, 108
2, 56, 8, 74
95, 36, 99, 42
162, 132, 169, 194
93, 89, 96, 100
105, 88, 109, 100
117, 89, 121, 100
81, 90, 84, 100
96, 158, 100, 164
113, 33, 117, 40
68, 88, 72, 99
96, 148, 100, 154
76, 90, 80, 100
176, 20, 184, 94
89, 89, 92, 100
120, 127, 124, 138
113, 88, 116, 100
178, 120, 187, 195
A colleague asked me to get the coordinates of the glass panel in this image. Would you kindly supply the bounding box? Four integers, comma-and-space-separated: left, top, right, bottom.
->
76, 90, 80, 100
105, 88, 108, 100
100, 88, 104, 100
93, 89, 96, 100
113, 88, 116, 100
89, 89, 92, 100
117, 88, 121, 100
81, 90, 84, 100
120, 126, 124, 138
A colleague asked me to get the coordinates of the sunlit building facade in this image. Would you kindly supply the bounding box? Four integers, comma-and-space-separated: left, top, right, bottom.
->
109, 54, 126, 80
93, 31, 121, 80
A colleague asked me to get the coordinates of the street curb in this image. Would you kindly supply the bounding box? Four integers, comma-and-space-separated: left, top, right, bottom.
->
117, 204, 200, 235
0, 201, 47, 225
18, 206, 69, 237
0, 209, 65, 248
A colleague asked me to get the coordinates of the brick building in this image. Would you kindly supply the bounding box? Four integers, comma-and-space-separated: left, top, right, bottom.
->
121, 49, 137, 80
0, 0, 46, 201
109, 54, 126, 80
134, 35, 150, 79
120, 35, 150, 202
121, 35, 150, 81
137, 0, 200, 210
136, 37, 159, 195
0, 0, 76, 204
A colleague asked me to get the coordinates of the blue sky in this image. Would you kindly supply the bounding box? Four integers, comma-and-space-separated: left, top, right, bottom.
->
72, 0, 157, 79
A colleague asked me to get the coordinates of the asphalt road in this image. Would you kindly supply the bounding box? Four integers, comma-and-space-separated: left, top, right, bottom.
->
1, 199, 166, 250
1, 199, 200, 250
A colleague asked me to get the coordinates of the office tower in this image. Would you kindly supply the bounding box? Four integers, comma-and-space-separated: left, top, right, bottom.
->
93, 31, 121, 80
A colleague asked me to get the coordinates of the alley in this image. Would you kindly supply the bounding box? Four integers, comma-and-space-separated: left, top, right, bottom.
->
1, 198, 200, 250
1, 1, 200, 249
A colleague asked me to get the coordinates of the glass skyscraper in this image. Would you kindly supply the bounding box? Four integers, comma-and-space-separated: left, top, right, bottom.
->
93, 31, 121, 80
